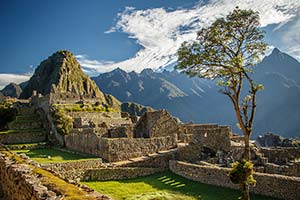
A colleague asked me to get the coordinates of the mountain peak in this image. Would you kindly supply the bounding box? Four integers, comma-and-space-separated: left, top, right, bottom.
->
20, 50, 105, 100
141, 68, 154, 75
1, 82, 22, 98
112, 67, 127, 74
269, 47, 282, 57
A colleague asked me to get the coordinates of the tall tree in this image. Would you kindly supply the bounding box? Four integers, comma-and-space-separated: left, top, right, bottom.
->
177, 7, 267, 200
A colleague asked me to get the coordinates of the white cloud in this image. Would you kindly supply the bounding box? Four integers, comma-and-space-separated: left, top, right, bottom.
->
81, 0, 300, 74
75, 55, 117, 76
0, 74, 31, 90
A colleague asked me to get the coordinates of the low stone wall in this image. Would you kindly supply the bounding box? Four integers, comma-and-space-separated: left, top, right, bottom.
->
264, 162, 300, 177
261, 147, 300, 164
102, 135, 177, 162
170, 160, 300, 200
83, 167, 163, 181
118, 149, 177, 169
5, 142, 47, 150
0, 131, 46, 144
42, 159, 103, 173
69, 112, 132, 128
0, 148, 107, 200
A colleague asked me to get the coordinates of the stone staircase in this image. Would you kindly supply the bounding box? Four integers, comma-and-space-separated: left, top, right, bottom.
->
0, 110, 47, 145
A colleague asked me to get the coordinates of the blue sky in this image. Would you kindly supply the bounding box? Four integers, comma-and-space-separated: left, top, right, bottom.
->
0, 0, 300, 88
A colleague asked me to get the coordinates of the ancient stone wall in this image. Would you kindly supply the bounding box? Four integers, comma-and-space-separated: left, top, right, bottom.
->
189, 124, 231, 152
0, 154, 56, 199
0, 149, 107, 200
176, 124, 232, 162
118, 149, 177, 169
102, 135, 177, 162
169, 160, 300, 200
134, 110, 179, 138
42, 159, 104, 181
108, 124, 134, 138
65, 130, 103, 156
83, 167, 164, 181
264, 162, 300, 177
65, 131, 177, 162
49, 91, 102, 105
30, 94, 65, 146
69, 111, 132, 128
261, 147, 300, 164
0, 131, 46, 144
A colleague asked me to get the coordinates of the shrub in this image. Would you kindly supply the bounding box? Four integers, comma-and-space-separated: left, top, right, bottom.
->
229, 159, 256, 186
51, 108, 73, 135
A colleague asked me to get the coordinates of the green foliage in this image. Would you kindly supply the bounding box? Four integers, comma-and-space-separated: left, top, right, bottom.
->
177, 7, 267, 79
51, 108, 74, 135
229, 159, 256, 186
0, 101, 17, 130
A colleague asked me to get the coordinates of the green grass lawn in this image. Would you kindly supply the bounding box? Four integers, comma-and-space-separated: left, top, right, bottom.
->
13, 148, 97, 163
83, 171, 276, 200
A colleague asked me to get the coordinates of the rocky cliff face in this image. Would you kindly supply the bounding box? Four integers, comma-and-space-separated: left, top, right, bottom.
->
20, 50, 106, 102
1, 83, 22, 98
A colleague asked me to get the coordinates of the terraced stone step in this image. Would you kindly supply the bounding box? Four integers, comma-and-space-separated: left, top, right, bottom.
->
0, 128, 46, 135
5, 142, 47, 150
15, 114, 40, 122
8, 121, 43, 130
0, 129, 47, 144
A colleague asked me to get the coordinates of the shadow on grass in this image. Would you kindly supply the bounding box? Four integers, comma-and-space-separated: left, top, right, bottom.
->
106, 171, 278, 200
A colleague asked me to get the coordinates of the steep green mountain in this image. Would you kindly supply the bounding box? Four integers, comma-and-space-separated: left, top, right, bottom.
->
20, 50, 106, 102
0, 82, 22, 98
93, 49, 300, 138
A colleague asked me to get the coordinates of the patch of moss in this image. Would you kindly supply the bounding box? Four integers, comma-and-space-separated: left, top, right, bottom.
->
32, 168, 95, 200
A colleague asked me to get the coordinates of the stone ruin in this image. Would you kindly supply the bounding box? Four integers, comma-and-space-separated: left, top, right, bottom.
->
1, 91, 300, 200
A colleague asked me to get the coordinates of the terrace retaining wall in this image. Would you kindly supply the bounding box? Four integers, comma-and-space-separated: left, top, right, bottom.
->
82, 167, 164, 181
260, 147, 300, 164
0, 131, 46, 144
169, 160, 300, 200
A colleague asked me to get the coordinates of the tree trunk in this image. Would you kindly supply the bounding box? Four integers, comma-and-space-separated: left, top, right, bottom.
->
244, 133, 251, 161
241, 183, 250, 200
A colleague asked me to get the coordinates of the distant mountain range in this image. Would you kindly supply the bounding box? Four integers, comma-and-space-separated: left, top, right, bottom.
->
92, 48, 300, 138
2, 48, 299, 138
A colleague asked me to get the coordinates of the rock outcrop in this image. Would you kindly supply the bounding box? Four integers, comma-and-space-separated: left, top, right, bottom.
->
1, 82, 22, 98
256, 132, 300, 147
121, 102, 154, 116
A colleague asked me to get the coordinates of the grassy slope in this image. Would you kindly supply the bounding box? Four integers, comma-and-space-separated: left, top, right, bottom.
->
83, 171, 276, 200
13, 148, 97, 163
